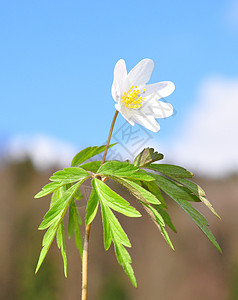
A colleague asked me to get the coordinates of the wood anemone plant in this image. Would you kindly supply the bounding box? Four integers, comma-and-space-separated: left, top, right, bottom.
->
34, 111, 221, 299
34, 59, 221, 300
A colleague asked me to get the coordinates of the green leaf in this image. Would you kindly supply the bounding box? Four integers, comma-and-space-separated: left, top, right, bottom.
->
42, 224, 57, 247
111, 176, 173, 248
80, 161, 102, 173
142, 181, 167, 208
39, 179, 86, 230
85, 187, 99, 225
98, 161, 155, 181
68, 202, 75, 238
114, 242, 132, 264
35, 180, 84, 274
74, 229, 82, 256
122, 262, 137, 288
146, 164, 193, 178
34, 182, 62, 198
103, 204, 131, 247
170, 177, 220, 218
56, 221, 67, 277
148, 173, 201, 203
38, 213, 60, 231
177, 198, 221, 251
36, 222, 58, 274
35, 246, 49, 275
142, 204, 175, 250
100, 201, 112, 250
35, 168, 89, 199
123, 171, 156, 181
92, 178, 141, 218
134, 147, 164, 167
75, 226, 83, 258
147, 205, 165, 226
50, 167, 89, 183
98, 161, 139, 176
154, 175, 221, 252
43, 188, 67, 277
114, 243, 137, 288
111, 176, 161, 205
159, 225, 174, 250
154, 176, 208, 224
67, 200, 83, 258
56, 223, 62, 248
71, 143, 116, 167
99, 196, 136, 286
74, 188, 83, 201
50, 186, 65, 208
153, 206, 177, 233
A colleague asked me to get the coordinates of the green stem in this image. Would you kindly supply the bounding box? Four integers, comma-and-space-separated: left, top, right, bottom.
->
81, 110, 119, 300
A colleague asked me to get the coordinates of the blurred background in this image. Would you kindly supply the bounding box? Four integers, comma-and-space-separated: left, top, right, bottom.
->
0, 0, 238, 299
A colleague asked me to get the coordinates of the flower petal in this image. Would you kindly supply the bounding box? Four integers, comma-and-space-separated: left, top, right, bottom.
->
127, 59, 154, 86
115, 103, 135, 125
143, 81, 175, 99
131, 113, 160, 132
111, 59, 127, 102
141, 97, 174, 118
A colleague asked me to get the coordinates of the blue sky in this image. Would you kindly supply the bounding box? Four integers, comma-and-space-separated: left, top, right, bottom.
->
0, 0, 238, 157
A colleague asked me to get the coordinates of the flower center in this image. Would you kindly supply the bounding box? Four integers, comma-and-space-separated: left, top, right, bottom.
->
122, 86, 145, 109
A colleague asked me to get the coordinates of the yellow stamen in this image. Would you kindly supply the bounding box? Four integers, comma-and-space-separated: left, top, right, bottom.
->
122, 86, 145, 109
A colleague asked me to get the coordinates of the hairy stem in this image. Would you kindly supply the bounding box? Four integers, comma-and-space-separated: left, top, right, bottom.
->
81, 110, 119, 300
81, 223, 91, 300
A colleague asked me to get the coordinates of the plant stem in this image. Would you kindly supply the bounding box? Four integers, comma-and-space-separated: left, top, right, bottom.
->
81, 110, 119, 300
81, 223, 91, 300
101, 110, 119, 165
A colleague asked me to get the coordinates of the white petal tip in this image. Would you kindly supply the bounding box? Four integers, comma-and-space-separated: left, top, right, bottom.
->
150, 125, 160, 132
170, 81, 175, 93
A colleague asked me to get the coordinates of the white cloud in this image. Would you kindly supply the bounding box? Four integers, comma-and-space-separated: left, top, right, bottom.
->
166, 76, 238, 177
5, 134, 77, 171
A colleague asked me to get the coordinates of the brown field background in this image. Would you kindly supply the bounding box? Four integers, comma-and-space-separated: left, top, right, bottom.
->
1, 159, 238, 300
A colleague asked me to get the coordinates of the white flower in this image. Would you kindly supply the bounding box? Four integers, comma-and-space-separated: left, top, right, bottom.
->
111, 59, 175, 132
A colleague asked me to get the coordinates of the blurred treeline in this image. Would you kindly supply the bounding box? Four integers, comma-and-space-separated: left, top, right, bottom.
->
0, 159, 238, 300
